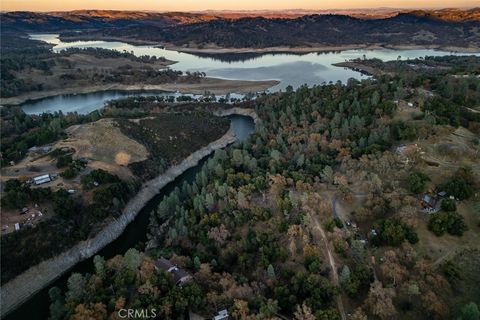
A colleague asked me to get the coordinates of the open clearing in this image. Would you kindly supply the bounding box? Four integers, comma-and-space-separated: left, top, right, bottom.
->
414, 200, 480, 262
56, 118, 149, 178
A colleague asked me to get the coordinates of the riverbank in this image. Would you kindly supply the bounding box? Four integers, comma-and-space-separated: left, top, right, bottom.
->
0, 110, 256, 318
0, 78, 279, 106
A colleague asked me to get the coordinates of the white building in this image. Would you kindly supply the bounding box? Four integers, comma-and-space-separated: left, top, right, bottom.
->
33, 174, 51, 185
213, 309, 229, 320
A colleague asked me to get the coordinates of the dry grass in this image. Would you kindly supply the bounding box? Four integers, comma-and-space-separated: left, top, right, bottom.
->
416, 127, 480, 185
57, 118, 149, 172
413, 200, 480, 262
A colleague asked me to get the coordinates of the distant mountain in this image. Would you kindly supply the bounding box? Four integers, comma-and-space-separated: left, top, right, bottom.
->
0, 10, 218, 32
58, 11, 480, 50
2, 8, 479, 32
1, 9, 479, 50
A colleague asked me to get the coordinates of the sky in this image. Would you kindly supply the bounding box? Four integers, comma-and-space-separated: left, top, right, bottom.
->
2, 0, 478, 12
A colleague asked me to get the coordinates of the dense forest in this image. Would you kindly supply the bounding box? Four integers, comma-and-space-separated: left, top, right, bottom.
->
0, 102, 230, 284
49, 56, 480, 319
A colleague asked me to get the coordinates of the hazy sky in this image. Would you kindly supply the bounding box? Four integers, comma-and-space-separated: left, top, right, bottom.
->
2, 0, 477, 12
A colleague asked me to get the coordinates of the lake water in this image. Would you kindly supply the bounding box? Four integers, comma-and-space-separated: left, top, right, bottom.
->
31, 34, 477, 92
21, 90, 169, 115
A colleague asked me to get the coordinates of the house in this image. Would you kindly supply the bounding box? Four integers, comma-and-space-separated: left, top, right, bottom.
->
33, 174, 51, 185
154, 257, 192, 286
420, 194, 441, 214
213, 309, 229, 320
421, 194, 436, 209
20, 207, 29, 215
14, 223, 20, 231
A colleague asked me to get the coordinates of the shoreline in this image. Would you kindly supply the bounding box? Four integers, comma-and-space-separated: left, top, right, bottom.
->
0, 109, 257, 317
169, 43, 480, 55
332, 61, 385, 76
0, 78, 279, 106
58, 35, 480, 54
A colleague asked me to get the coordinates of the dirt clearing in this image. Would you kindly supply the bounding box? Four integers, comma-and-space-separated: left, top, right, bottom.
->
56, 118, 149, 176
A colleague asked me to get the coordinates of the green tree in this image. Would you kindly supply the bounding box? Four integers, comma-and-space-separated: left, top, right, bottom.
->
193, 256, 201, 271
267, 264, 275, 278
407, 171, 429, 194
441, 198, 456, 212
48, 287, 66, 320
259, 299, 279, 319
459, 302, 480, 320
428, 211, 467, 237
66, 273, 86, 302
123, 248, 142, 273
93, 255, 106, 279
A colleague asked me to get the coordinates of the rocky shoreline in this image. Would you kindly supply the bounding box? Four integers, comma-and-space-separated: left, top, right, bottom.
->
0, 110, 256, 317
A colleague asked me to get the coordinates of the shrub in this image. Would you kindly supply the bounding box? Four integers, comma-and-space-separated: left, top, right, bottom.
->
443, 167, 475, 200
373, 218, 418, 246
81, 169, 120, 190
60, 167, 77, 179
323, 218, 336, 232
407, 171, 430, 194
440, 198, 456, 212
428, 211, 467, 237
56, 154, 73, 168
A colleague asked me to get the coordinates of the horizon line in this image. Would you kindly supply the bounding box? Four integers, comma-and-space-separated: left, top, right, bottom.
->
2, 6, 478, 13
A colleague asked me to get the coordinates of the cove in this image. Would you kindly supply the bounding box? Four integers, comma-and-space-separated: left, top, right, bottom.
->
3, 115, 255, 320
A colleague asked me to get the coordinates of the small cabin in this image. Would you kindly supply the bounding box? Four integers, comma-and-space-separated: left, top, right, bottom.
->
154, 257, 192, 287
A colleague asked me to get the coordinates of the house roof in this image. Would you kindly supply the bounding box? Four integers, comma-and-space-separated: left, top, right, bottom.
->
155, 257, 175, 272
422, 195, 433, 204
33, 174, 50, 181
155, 257, 191, 285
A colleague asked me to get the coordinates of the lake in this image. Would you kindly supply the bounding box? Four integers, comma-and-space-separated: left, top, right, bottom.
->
20, 34, 478, 115
31, 34, 477, 92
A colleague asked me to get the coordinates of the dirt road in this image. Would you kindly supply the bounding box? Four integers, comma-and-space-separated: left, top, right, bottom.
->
309, 213, 347, 320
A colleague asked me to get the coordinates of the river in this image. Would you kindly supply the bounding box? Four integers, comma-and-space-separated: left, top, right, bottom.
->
4, 115, 254, 320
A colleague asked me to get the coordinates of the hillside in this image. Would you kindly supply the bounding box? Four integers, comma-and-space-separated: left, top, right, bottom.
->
0, 10, 218, 32
2, 9, 479, 49
51, 10, 480, 50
